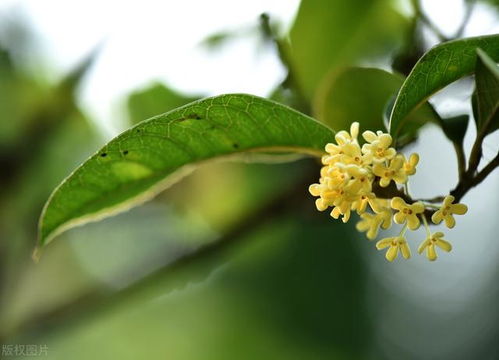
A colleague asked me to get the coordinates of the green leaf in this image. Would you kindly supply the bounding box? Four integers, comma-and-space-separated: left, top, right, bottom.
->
127, 82, 199, 125
473, 48, 499, 134
37, 94, 333, 248
389, 34, 499, 138
441, 115, 469, 145
315, 67, 441, 142
288, 0, 406, 100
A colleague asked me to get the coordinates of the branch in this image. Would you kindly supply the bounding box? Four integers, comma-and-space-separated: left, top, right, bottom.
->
454, 0, 476, 38
470, 151, 499, 187
452, 151, 499, 201
411, 0, 449, 42
453, 142, 467, 179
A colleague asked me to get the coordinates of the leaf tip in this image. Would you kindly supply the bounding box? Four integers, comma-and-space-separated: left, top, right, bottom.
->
32, 246, 43, 263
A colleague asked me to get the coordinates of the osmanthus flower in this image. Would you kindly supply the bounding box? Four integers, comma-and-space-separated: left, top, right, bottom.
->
418, 232, 452, 261
335, 122, 360, 145
351, 192, 375, 214
403, 153, 419, 176
356, 210, 391, 240
361, 130, 396, 163
431, 195, 468, 229
391, 197, 424, 230
376, 236, 411, 261
308, 122, 466, 263
373, 155, 407, 187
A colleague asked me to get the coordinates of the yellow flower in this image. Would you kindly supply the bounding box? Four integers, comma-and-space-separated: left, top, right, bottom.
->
391, 197, 424, 230
376, 236, 411, 261
338, 164, 372, 194
351, 192, 375, 214
361, 130, 396, 163
373, 155, 407, 187
356, 210, 391, 240
330, 204, 351, 223
418, 232, 452, 261
403, 153, 419, 175
431, 195, 468, 229
324, 142, 362, 166
334, 122, 359, 145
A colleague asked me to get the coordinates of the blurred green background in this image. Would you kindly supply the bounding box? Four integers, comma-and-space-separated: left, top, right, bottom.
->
1, 1, 499, 359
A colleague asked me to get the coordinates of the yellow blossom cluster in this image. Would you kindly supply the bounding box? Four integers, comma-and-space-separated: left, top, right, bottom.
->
309, 122, 468, 262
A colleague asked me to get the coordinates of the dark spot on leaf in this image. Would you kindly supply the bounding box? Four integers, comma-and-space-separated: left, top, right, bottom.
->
232, 143, 239, 149
188, 113, 202, 120
177, 113, 203, 122
123, 150, 129, 155
100, 153, 107, 157
136, 129, 141, 133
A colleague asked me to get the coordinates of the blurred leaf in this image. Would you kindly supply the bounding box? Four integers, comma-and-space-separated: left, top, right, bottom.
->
473, 48, 499, 134
127, 82, 199, 125
200, 31, 241, 50
315, 67, 441, 141
289, 0, 406, 100
38, 94, 334, 248
389, 34, 499, 138
441, 114, 469, 145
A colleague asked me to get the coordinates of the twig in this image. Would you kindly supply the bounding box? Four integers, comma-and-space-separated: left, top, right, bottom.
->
453, 142, 467, 178
454, 0, 476, 38
472, 152, 499, 185
259, 13, 310, 114
411, 0, 450, 42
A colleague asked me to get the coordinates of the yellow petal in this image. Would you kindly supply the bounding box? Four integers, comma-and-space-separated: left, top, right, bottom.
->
316, 198, 328, 211
330, 207, 341, 219
443, 195, 455, 206
366, 226, 379, 240
356, 219, 370, 232
350, 122, 359, 140
409, 153, 419, 166
391, 197, 406, 210
342, 210, 351, 223
325, 143, 339, 154
362, 130, 377, 143
451, 203, 468, 215
394, 212, 406, 225
418, 239, 430, 254
431, 210, 443, 224
309, 184, 321, 196
376, 237, 394, 250
380, 214, 392, 229
372, 163, 385, 177
380, 177, 391, 187
410, 202, 425, 214
436, 239, 452, 252
391, 155, 405, 169
400, 243, 411, 259
384, 148, 396, 159
427, 244, 437, 261
386, 246, 399, 261
393, 173, 408, 184
407, 214, 421, 230
378, 134, 392, 148
444, 215, 456, 229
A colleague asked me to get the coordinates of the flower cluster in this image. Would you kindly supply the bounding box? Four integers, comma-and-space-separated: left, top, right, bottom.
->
309, 122, 468, 262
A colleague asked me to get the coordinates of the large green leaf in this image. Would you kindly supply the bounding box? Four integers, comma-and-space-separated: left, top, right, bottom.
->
389, 34, 499, 138
473, 48, 499, 134
288, 0, 406, 100
38, 94, 333, 248
315, 67, 440, 141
